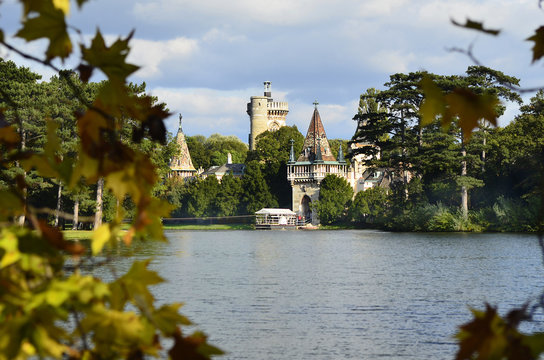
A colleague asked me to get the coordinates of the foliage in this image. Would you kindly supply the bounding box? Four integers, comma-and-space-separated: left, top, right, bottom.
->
349, 186, 388, 226
241, 161, 277, 214
249, 125, 304, 207
314, 175, 353, 225
186, 133, 247, 170
0, 1, 221, 359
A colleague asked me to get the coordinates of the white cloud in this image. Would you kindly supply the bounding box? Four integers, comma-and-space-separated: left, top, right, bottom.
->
366, 50, 417, 74
127, 37, 199, 79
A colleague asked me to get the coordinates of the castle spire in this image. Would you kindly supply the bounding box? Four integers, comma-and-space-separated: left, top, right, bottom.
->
315, 136, 324, 163
170, 114, 196, 175
337, 143, 346, 164
178, 113, 183, 133
288, 139, 296, 164
297, 102, 335, 162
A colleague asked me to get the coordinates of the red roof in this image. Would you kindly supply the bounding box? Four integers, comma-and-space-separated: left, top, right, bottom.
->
297, 108, 336, 162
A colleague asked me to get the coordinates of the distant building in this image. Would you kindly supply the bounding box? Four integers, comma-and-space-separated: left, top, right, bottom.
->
287, 101, 348, 225
169, 114, 197, 179
247, 81, 289, 150
201, 152, 245, 182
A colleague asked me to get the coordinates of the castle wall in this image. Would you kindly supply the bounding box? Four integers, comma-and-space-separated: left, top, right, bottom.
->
292, 182, 321, 225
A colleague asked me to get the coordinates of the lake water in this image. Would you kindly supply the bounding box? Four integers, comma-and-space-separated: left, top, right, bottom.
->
114, 230, 544, 359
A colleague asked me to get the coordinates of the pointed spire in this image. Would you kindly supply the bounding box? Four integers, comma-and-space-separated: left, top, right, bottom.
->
170, 114, 196, 173
288, 139, 296, 163
297, 102, 335, 162
313, 99, 319, 109
314, 136, 324, 163
337, 143, 346, 164
178, 113, 183, 133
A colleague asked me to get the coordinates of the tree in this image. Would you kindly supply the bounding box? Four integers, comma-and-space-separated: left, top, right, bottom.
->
349, 186, 389, 226
241, 161, 277, 214
314, 175, 353, 225
249, 125, 304, 207
214, 174, 243, 216
0, 1, 220, 359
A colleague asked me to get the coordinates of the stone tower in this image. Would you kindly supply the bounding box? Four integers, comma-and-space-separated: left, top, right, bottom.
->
247, 81, 289, 150
169, 114, 197, 179
287, 101, 347, 224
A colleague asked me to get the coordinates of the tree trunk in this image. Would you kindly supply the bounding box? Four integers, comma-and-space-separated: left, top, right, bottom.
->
54, 181, 62, 227
16, 130, 26, 226
481, 129, 486, 173
461, 140, 468, 219
72, 198, 79, 230
94, 178, 104, 230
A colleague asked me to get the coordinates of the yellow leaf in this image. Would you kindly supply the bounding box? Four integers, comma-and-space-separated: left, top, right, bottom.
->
52, 0, 70, 15
91, 224, 111, 255
419, 75, 447, 127
445, 88, 499, 140
0, 229, 21, 268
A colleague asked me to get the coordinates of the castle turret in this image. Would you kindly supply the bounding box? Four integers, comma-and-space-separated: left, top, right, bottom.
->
247, 81, 289, 150
169, 114, 197, 180
287, 101, 348, 225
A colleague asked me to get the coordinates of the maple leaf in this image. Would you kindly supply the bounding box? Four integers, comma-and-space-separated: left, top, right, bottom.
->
451, 18, 501, 36
81, 30, 139, 84
15, 0, 72, 60
445, 88, 499, 141
527, 26, 544, 63
419, 75, 447, 127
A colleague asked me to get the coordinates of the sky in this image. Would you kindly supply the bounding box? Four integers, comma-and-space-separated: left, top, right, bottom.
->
1, 0, 543, 143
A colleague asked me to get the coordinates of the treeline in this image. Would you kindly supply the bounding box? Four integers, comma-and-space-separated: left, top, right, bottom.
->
317, 67, 543, 232
0, 59, 177, 228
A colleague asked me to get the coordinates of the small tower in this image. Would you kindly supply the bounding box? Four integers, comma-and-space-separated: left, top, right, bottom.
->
169, 114, 197, 179
247, 81, 289, 150
287, 101, 348, 225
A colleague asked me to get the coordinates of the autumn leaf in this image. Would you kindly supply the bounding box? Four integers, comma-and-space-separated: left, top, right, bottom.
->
38, 220, 85, 255
451, 18, 501, 36
445, 88, 499, 140
0, 124, 21, 149
51, 0, 70, 15
419, 75, 447, 127
15, 0, 72, 60
527, 26, 544, 63
81, 30, 139, 84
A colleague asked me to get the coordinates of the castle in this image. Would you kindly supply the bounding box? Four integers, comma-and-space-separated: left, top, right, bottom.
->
169, 82, 391, 223
247, 81, 289, 150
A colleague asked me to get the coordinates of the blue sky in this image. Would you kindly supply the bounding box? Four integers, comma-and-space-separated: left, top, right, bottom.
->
1, 0, 543, 143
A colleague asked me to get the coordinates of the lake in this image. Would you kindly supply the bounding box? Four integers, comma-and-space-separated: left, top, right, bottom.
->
113, 230, 544, 359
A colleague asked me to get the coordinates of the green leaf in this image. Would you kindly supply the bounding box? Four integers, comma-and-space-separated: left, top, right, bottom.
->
152, 303, 192, 336
451, 18, 501, 36
15, 1, 72, 60
522, 333, 544, 358
527, 26, 544, 63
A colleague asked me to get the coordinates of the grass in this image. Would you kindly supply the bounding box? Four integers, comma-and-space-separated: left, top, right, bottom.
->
61, 224, 253, 240
62, 230, 93, 240
162, 224, 253, 230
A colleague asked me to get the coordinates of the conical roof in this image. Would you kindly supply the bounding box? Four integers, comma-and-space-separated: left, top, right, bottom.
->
170, 115, 196, 172
297, 104, 336, 162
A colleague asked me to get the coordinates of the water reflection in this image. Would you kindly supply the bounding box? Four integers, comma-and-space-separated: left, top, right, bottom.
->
98, 230, 544, 359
